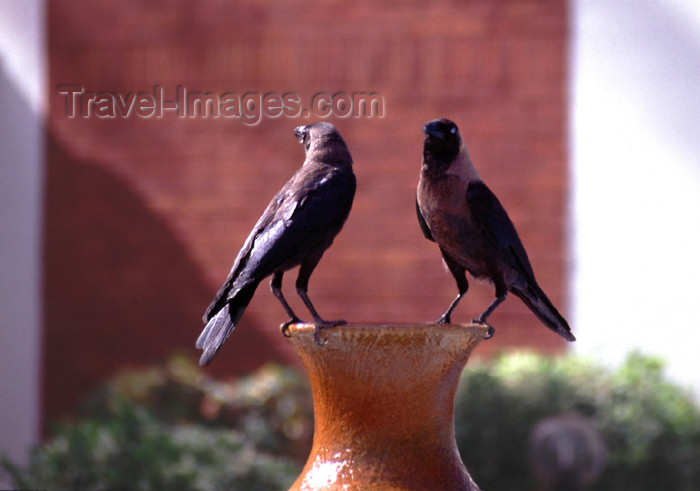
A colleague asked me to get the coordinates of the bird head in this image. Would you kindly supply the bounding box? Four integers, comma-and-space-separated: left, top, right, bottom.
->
294, 122, 352, 165
423, 118, 462, 165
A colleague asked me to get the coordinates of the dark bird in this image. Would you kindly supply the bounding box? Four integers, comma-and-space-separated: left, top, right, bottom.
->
197, 122, 356, 365
416, 118, 575, 342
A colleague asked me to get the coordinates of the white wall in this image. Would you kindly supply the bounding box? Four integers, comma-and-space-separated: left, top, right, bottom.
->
0, 0, 45, 476
571, 0, 700, 395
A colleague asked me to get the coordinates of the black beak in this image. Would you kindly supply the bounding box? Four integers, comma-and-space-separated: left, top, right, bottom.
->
294, 125, 306, 143
423, 121, 449, 141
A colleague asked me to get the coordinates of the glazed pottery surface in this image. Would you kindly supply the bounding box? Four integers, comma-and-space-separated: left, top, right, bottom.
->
286, 323, 487, 490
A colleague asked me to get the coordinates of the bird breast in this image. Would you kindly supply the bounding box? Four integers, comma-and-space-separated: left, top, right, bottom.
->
418, 172, 498, 279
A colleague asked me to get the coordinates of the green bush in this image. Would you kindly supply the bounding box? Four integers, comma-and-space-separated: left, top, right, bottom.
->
79, 357, 314, 464
2, 359, 311, 491
2, 402, 297, 491
4, 353, 700, 490
456, 352, 700, 490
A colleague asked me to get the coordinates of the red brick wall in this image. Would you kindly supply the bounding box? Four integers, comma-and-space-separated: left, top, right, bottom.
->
45, 0, 570, 423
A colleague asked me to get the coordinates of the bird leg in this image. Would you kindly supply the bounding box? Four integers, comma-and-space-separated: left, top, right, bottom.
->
472, 287, 507, 339
270, 272, 303, 337
296, 259, 346, 346
437, 291, 465, 324
296, 286, 346, 345
437, 253, 469, 324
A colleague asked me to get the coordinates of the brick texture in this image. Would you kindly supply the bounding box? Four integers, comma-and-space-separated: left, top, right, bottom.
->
45, 0, 570, 424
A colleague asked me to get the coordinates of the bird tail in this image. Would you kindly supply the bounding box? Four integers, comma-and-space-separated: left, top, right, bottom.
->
196, 283, 258, 366
511, 282, 576, 342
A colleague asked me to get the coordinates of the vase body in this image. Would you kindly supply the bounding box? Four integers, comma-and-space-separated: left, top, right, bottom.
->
286, 323, 487, 490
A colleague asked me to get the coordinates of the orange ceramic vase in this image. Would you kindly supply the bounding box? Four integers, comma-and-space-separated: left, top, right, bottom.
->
286, 323, 487, 490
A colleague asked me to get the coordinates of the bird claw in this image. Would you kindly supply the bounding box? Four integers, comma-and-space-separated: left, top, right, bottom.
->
435, 315, 451, 324
312, 319, 346, 346
471, 318, 495, 339
280, 317, 303, 338
312, 329, 326, 346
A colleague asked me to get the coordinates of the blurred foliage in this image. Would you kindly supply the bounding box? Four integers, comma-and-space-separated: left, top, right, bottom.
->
456, 352, 700, 490
79, 357, 314, 463
2, 359, 312, 491
4, 352, 700, 490
2, 403, 297, 491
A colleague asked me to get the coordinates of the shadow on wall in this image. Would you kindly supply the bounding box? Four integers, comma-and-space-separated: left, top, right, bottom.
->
43, 136, 293, 428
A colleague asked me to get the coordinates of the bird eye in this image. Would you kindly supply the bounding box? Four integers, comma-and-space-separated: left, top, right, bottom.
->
450, 126, 457, 134
294, 126, 308, 145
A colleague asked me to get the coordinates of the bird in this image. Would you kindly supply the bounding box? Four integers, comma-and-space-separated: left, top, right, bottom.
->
416, 118, 575, 342
197, 122, 356, 365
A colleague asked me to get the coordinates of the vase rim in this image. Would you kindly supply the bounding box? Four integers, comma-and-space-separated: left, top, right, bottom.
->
286, 322, 490, 340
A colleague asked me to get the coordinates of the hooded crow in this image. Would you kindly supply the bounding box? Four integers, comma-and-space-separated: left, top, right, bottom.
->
197, 122, 356, 365
416, 118, 575, 342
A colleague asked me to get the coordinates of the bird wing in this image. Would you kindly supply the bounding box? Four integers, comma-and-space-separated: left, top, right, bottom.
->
202, 195, 280, 322
415, 198, 436, 242
241, 167, 355, 281
466, 181, 535, 280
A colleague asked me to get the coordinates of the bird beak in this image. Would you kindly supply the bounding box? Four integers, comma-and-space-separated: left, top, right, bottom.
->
423, 122, 448, 141
294, 125, 306, 143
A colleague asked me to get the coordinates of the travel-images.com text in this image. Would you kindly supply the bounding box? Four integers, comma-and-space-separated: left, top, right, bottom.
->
57, 85, 385, 125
